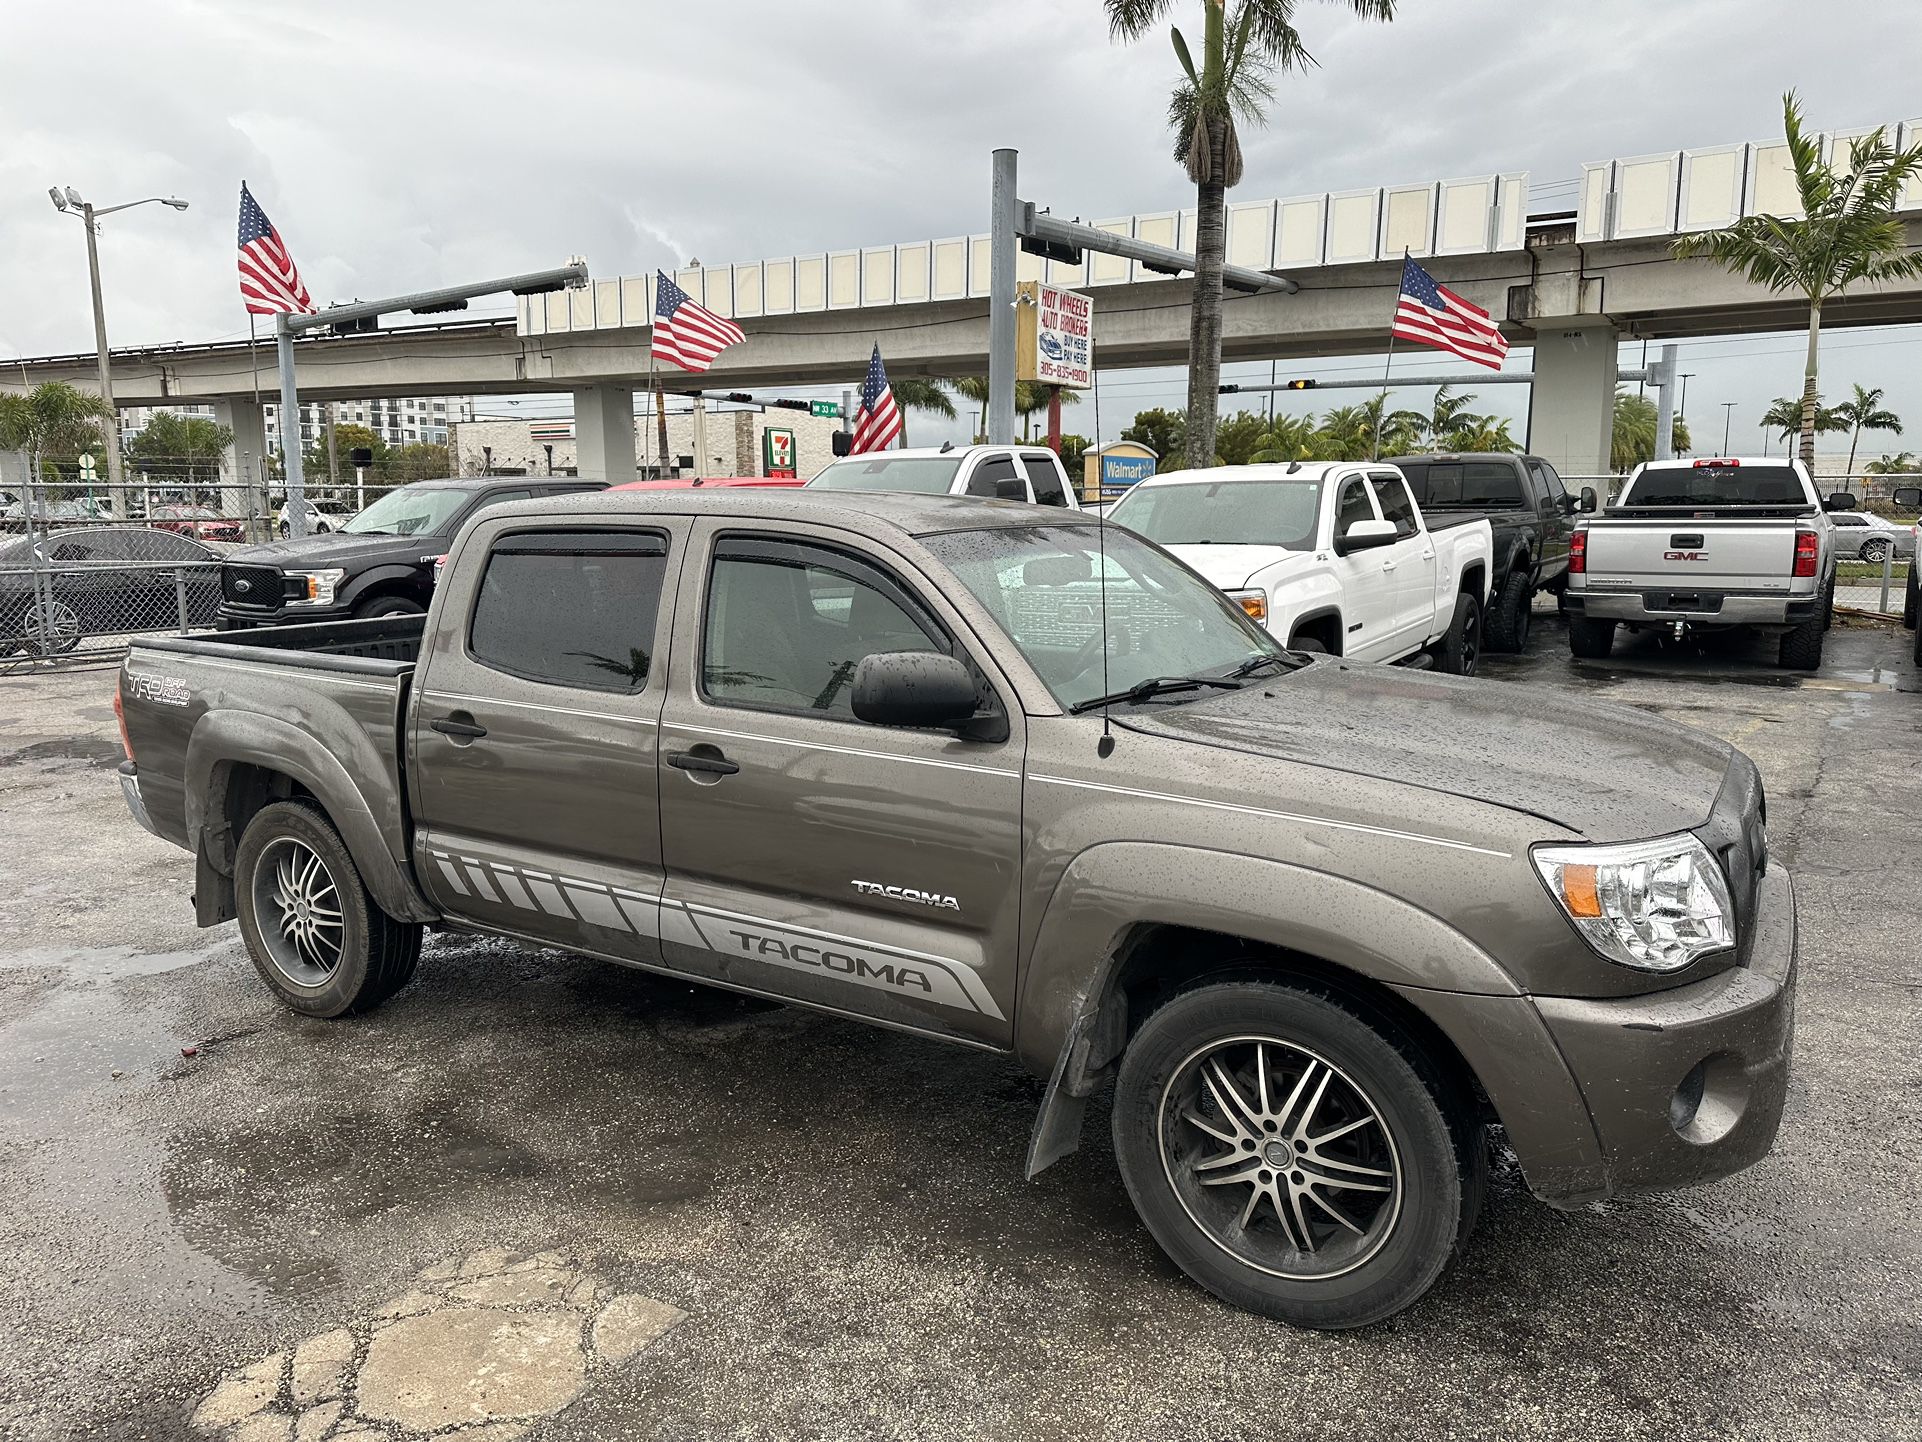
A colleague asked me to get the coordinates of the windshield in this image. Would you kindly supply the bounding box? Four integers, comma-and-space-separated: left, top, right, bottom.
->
922, 524, 1287, 711
341, 486, 468, 536
1623, 465, 1810, 508
808, 456, 963, 495
1110, 478, 1322, 550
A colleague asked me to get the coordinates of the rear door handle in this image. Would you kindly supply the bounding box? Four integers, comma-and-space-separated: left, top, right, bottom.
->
1381, 560, 1397, 571
429, 717, 487, 739
668, 749, 740, 776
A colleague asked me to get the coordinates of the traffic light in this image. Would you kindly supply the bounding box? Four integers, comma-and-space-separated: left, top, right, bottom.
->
770, 398, 812, 412
831, 432, 853, 457
1020, 235, 1083, 266
724, 392, 755, 405
1284, 379, 1317, 390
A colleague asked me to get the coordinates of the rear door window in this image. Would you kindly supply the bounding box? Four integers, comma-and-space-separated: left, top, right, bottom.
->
1022, 453, 1071, 507
469, 530, 671, 693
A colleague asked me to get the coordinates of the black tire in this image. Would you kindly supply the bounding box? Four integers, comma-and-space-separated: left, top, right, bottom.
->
1913, 609, 1922, 666
277, 521, 290, 538
1484, 571, 1533, 654
234, 800, 422, 1017
1288, 634, 1329, 656
1568, 616, 1616, 659
1820, 577, 1835, 631
1435, 591, 1481, 676
1902, 563, 1916, 630
1112, 980, 1485, 1330
353, 594, 426, 620
1778, 616, 1825, 670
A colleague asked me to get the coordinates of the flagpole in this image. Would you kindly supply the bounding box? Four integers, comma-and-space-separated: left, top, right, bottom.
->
248, 316, 259, 404
1371, 249, 1408, 462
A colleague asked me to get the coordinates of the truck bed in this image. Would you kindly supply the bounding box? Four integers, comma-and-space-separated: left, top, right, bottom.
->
135, 614, 425, 673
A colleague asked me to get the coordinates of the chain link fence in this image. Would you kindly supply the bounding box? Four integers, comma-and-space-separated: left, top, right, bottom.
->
0, 471, 280, 672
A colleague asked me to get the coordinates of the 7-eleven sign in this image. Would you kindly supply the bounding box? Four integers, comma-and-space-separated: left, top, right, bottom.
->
763, 426, 797, 478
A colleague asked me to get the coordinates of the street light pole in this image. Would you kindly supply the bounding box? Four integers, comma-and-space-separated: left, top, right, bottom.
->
1721, 402, 1737, 455
1678, 373, 1695, 424
50, 189, 189, 518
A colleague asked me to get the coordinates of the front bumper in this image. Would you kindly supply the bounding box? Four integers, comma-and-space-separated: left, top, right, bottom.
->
1566, 588, 1818, 628
119, 760, 161, 839
1532, 865, 1797, 1197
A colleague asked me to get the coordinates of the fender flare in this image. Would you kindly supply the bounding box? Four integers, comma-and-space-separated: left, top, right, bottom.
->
1284, 605, 1344, 651
1501, 542, 1534, 589
339, 563, 429, 610
184, 710, 437, 924
1017, 842, 1593, 1184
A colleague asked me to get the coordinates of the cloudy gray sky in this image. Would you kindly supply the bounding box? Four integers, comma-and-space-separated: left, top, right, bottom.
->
3, 0, 1920, 462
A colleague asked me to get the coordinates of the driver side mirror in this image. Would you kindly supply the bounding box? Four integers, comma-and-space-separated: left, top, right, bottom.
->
1823, 492, 1858, 512
1558, 492, 1580, 514
1333, 518, 1398, 556
1894, 486, 1922, 510
1578, 486, 1599, 514
993, 476, 1027, 502
852, 652, 1004, 740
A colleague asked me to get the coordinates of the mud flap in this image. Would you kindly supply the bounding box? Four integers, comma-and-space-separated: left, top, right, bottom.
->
1024, 1010, 1095, 1179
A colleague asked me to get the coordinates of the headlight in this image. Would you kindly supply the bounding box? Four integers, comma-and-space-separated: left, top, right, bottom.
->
1226, 588, 1268, 624
1533, 833, 1734, 972
287, 568, 346, 606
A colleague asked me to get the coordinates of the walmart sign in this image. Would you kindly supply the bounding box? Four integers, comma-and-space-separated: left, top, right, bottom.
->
1100, 454, 1156, 487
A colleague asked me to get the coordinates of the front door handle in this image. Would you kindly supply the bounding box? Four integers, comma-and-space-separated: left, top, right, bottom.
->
430, 716, 488, 739
668, 749, 740, 776
1381, 560, 1397, 571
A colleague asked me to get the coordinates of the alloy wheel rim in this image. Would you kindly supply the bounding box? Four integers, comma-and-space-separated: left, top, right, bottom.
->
1864, 541, 1888, 562
252, 836, 345, 987
25, 601, 79, 656
1463, 609, 1480, 673
1157, 1035, 1404, 1280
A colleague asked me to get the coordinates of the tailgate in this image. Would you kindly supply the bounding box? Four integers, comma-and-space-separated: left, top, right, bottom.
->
1584, 519, 1797, 590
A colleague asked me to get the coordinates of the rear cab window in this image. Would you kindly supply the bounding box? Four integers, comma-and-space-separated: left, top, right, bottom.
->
1368, 474, 1420, 537
469, 530, 671, 692
1622, 464, 1813, 508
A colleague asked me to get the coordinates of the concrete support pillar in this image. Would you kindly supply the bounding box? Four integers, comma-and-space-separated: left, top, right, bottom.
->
213, 398, 270, 534
1525, 321, 1617, 481
734, 411, 756, 475
573, 384, 637, 483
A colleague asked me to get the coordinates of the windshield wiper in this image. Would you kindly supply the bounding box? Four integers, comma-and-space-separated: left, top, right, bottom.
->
1225, 653, 1294, 680
1069, 674, 1242, 715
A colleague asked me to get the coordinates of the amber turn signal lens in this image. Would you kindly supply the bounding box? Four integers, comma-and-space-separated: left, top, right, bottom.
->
1237, 594, 1267, 622
1561, 863, 1602, 918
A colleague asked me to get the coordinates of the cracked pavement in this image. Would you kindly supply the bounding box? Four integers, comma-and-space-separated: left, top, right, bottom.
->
1, 612, 1918, 1440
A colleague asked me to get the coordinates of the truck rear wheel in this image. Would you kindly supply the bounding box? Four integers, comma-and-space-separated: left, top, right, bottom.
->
1778, 615, 1825, 670
1903, 564, 1916, 629
1435, 592, 1481, 675
1111, 980, 1484, 1330
1567, 616, 1616, 659
1484, 571, 1533, 653
235, 800, 422, 1017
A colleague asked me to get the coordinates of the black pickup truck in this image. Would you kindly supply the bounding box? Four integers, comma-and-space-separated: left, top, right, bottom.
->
1393, 454, 1578, 652
218, 477, 601, 628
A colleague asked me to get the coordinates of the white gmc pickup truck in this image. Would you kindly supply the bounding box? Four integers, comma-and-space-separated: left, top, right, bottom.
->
1564, 458, 1837, 669
808, 445, 1082, 510
1106, 462, 1494, 673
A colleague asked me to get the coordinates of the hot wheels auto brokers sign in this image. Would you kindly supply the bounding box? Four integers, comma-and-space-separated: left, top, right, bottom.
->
1016, 282, 1093, 389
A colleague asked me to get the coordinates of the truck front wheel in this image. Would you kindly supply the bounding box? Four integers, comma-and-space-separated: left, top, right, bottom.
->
234, 800, 422, 1017
1112, 981, 1484, 1330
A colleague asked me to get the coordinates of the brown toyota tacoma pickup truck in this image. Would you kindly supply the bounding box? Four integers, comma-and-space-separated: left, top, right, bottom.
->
116, 490, 1797, 1329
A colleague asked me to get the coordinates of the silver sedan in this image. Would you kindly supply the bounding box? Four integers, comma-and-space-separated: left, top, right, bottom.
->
1829, 511, 1916, 563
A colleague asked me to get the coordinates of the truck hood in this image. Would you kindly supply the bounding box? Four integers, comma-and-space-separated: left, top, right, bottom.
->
225, 532, 441, 569
1122, 661, 1734, 840
1164, 544, 1312, 592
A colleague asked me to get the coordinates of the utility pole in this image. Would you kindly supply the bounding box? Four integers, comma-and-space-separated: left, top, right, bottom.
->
49, 188, 188, 518
989, 149, 1019, 446
1652, 345, 1678, 461
325, 402, 340, 492
1721, 402, 1737, 455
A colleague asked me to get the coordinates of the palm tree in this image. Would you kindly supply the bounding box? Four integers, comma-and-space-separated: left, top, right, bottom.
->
1864, 451, 1919, 475
951, 377, 991, 441
0, 382, 113, 499
1444, 417, 1521, 453
1105, 0, 1396, 471
1832, 383, 1902, 475
1317, 403, 1379, 460
1612, 390, 1693, 472
887, 377, 957, 447
1015, 381, 1079, 441
1246, 412, 1325, 463
1424, 385, 1480, 441
1761, 394, 1846, 449
1674, 93, 1922, 468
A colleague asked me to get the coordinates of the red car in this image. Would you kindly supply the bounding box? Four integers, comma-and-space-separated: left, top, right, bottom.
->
149, 506, 245, 544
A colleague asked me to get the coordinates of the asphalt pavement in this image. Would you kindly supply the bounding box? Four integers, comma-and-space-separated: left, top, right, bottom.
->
1, 612, 1919, 1442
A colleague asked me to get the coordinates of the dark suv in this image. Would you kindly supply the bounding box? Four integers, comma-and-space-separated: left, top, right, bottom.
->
217, 478, 602, 628
1392, 454, 1578, 652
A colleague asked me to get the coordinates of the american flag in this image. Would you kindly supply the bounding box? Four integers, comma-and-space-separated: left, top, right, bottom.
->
236, 183, 313, 316
651, 270, 745, 373
1391, 257, 1508, 370
850, 344, 903, 454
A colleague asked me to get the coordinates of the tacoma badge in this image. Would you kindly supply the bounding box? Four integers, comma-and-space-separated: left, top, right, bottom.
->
852, 880, 960, 911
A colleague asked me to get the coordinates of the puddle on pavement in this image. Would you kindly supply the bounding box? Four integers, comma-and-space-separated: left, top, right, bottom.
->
0, 735, 126, 767
0, 942, 231, 977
